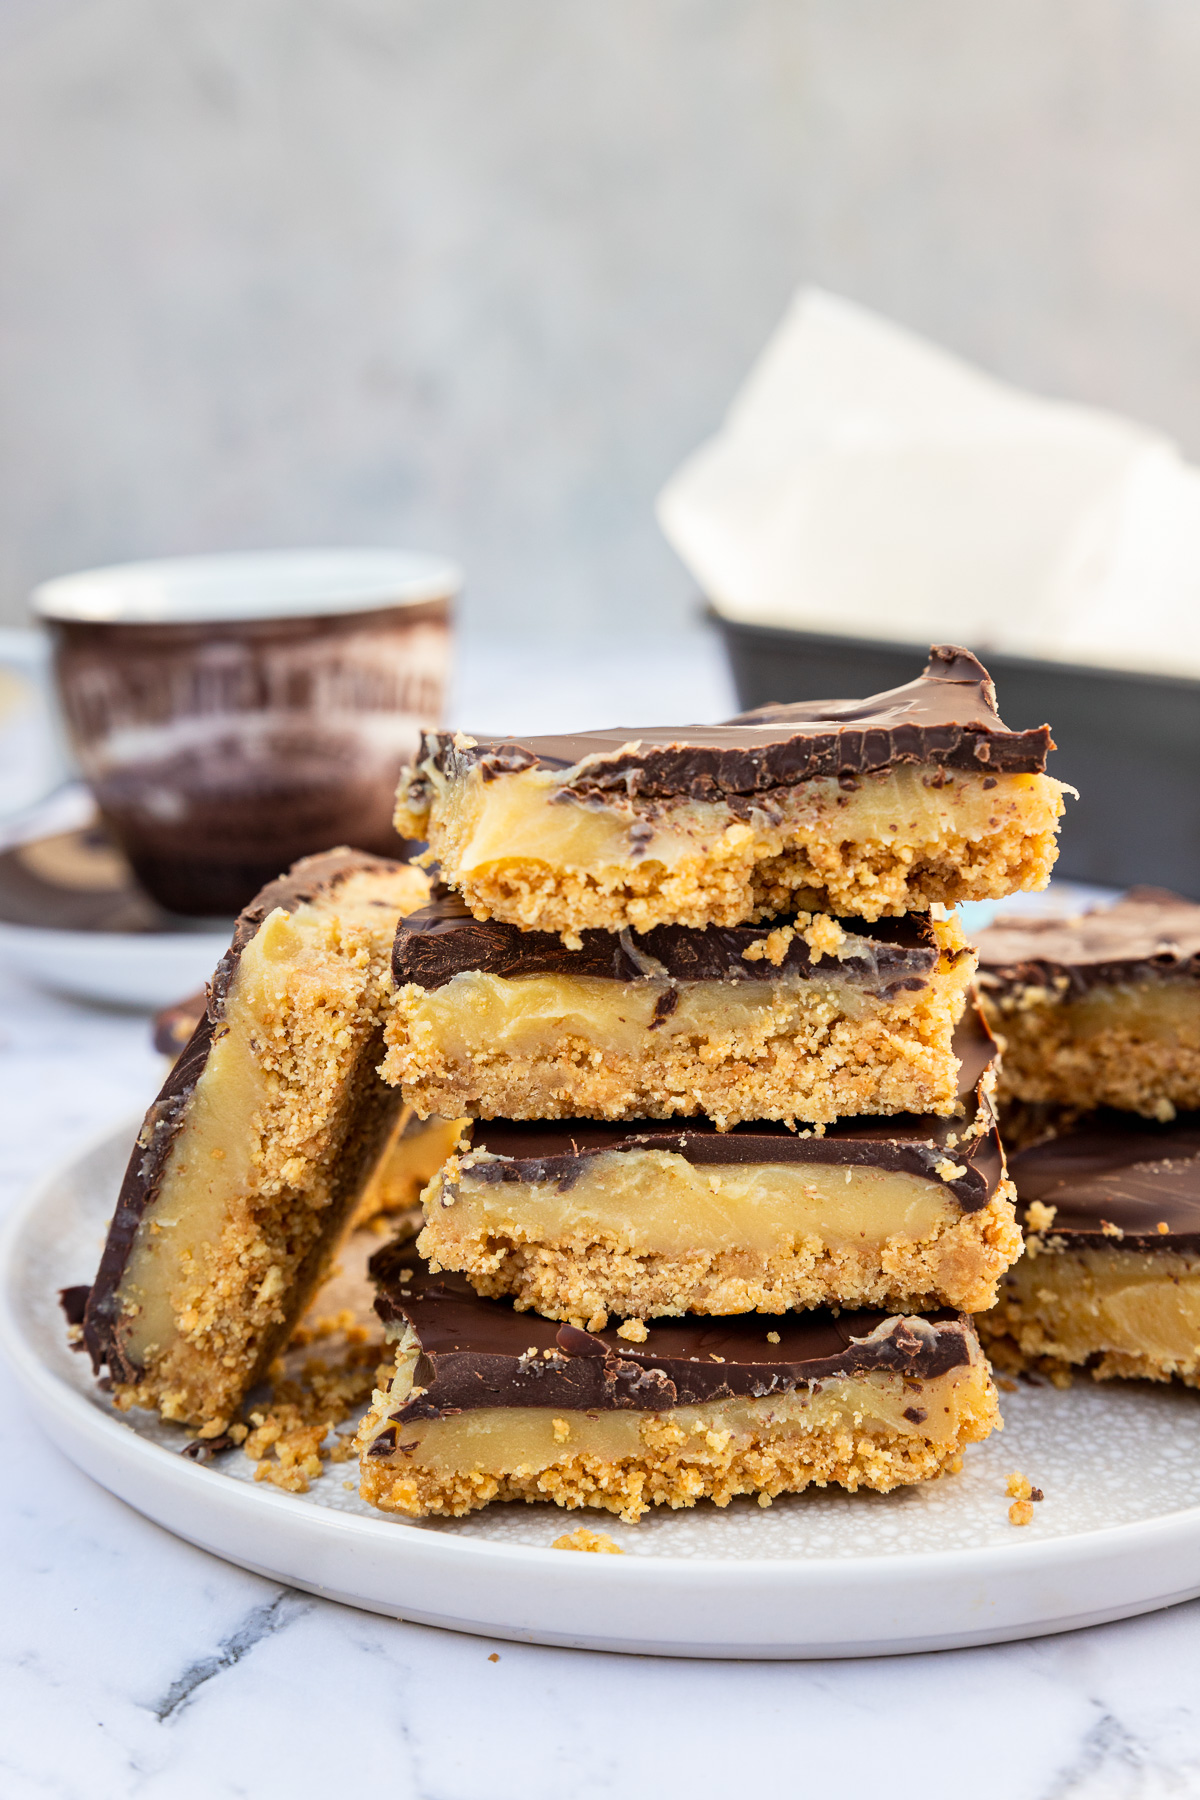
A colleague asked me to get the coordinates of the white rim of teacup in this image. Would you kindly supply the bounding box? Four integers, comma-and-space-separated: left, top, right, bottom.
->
31, 549, 462, 625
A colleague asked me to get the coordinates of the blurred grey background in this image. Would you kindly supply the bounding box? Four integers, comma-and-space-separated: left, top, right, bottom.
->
3, 0, 1200, 642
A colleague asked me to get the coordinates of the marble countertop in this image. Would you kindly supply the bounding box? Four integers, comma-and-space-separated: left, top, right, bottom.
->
5, 633, 1200, 1798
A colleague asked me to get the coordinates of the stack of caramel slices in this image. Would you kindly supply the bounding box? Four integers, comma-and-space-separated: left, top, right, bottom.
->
360, 647, 1067, 1522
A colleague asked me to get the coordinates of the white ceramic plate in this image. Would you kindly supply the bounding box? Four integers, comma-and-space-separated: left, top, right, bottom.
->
5, 1123, 1200, 1660
0, 919, 230, 1010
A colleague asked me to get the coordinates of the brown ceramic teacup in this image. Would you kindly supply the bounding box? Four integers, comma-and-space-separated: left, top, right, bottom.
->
34, 550, 458, 916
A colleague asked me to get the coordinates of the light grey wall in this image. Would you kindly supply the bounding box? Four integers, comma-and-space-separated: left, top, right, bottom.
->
3, 0, 1200, 637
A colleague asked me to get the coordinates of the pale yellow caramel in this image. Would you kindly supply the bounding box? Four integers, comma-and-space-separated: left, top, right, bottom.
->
981, 1244, 1200, 1386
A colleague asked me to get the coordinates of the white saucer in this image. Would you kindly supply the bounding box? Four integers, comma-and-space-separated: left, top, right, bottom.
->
0, 918, 229, 1010
5, 1121, 1200, 1659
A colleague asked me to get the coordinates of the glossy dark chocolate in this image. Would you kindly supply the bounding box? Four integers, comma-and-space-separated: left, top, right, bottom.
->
978, 888, 1200, 997
450, 1011, 1001, 1212
1011, 1112, 1200, 1252
369, 1243, 976, 1427
82, 848, 407, 1381
411, 646, 1051, 802
393, 890, 945, 996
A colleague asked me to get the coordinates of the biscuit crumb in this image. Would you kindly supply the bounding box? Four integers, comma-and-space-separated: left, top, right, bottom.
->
1100, 1219, 1125, 1239
766, 1331, 781, 1344
742, 925, 795, 966
586, 1310, 609, 1333
616, 1319, 649, 1343
1005, 1471, 1033, 1500
552, 1527, 624, 1554
936, 1159, 968, 1182
1025, 1201, 1057, 1233
1154, 1097, 1177, 1123
1158, 1222, 1171, 1235
1009, 1500, 1035, 1526
488, 1652, 500, 1662
803, 913, 847, 963
552, 1418, 571, 1443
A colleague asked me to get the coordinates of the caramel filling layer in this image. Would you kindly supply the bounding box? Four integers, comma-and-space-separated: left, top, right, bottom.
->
1001, 1247, 1200, 1369
426, 1149, 965, 1266
376, 1367, 983, 1482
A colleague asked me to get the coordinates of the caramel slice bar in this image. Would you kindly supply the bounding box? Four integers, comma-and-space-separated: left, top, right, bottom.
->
383, 893, 976, 1128
417, 1013, 1019, 1320
358, 1246, 999, 1522
979, 1112, 1200, 1387
81, 849, 430, 1431
978, 888, 1200, 1122
395, 646, 1064, 933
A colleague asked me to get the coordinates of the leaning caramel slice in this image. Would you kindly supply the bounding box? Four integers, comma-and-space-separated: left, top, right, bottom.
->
81, 850, 429, 1431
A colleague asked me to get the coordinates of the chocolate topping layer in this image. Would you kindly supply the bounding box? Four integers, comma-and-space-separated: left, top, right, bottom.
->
370, 1243, 976, 1424
82, 847, 407, 1380
978, 888, 1200, 995
394, 890, 942, 995
411, 647, 1052, 802
1011, 1113, 1200, 1252
450, 1011, 1001, 1211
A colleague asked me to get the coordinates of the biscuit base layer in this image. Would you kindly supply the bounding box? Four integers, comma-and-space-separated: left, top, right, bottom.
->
978, 1245, 1200, 1387
401, 762, 1064, 930
419, 1156, 1020, 1318
358, 1363, 998, 1523
383, 923, 973, 1127
980, 981, 1200, 1120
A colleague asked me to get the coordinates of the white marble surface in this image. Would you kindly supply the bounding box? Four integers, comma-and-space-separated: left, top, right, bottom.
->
5, 637, 1200, 1798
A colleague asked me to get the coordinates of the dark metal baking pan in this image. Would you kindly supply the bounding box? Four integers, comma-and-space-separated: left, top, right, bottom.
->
711, 614, 1200, 896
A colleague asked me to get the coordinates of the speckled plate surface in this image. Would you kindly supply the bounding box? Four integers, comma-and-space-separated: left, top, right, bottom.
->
6, 1121, 1200, 1658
